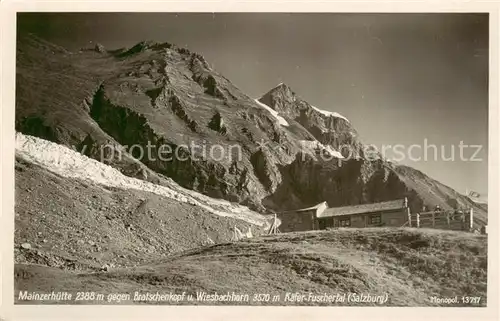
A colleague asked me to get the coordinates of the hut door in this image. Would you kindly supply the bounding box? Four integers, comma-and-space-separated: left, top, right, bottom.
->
318, 217, 334, 230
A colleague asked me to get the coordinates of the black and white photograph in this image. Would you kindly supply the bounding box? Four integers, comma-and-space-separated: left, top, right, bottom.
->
1, 7, 498, 317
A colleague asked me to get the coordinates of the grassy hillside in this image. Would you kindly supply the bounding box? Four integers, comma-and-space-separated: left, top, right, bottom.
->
15, 228, 487, 306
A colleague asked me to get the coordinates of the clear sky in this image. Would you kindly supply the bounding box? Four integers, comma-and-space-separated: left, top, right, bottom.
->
17, 13, 489, 195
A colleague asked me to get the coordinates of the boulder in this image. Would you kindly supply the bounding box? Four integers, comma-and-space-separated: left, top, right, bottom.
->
94, 43, 106, 53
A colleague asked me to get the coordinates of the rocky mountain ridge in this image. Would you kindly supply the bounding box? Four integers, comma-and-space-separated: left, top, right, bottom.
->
15, 33, 487, 226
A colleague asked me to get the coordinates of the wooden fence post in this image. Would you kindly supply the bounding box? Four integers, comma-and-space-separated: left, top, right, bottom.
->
446, 211, 450, 228
407, 208, 412, 227
416, 213, 420, 228
432, 211, 435, 228
469, 207, 474, 231
268, 214, 278, 235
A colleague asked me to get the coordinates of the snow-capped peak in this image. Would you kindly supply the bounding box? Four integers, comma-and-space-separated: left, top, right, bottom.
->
311, 105, 349, 122
254, 99, 289, 127
268, 82, 289, 92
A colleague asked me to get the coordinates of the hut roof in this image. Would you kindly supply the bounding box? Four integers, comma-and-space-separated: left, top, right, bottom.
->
318, 199, 407, 218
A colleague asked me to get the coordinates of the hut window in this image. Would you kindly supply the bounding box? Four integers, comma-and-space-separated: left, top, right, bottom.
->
370, 214, 382, 225
339, 218, 351, 227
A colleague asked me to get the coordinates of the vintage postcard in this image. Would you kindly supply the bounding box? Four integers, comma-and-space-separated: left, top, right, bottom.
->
1, 2, 498, 321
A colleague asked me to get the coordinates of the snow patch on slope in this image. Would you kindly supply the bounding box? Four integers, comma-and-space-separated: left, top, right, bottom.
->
311, 105, 349, 122
15, 133, 268, 227
254, 99, 289, 127
298, 140, 344, 159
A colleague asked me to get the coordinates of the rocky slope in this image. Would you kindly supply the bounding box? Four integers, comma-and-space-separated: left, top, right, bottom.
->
15, 33, 487, 225
15, 133, 268, 272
